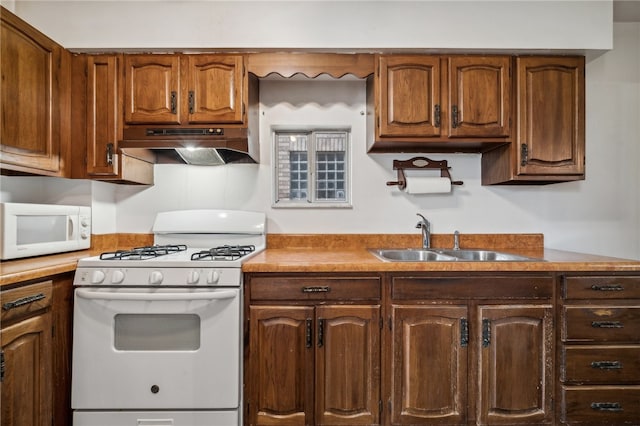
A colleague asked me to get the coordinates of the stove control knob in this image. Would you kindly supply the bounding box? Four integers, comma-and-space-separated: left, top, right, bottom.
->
149, 271, 164, 285
91, 270, 106, 284
111, 270, 125, 284
187, 270, 200, 284
207, 270, 220, 284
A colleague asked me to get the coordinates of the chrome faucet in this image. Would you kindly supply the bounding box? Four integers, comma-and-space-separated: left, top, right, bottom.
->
453, 230, 460, 250
415, 213, 431, 249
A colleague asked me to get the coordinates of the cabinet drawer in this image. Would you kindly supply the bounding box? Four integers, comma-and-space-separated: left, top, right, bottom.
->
249, 276, 380, 301
562, 346, 640, 383
564, 276, 640, 299
0, 280, 53, 323
561, 386, 640, 424
563, 306, 640, 342
392, 276, 553, 300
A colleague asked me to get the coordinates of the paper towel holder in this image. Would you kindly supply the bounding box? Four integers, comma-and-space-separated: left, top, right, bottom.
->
386, 157, 464, 190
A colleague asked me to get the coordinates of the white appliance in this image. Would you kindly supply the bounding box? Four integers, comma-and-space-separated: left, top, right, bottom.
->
72, 209, 266, 426
0, 202, 91, 260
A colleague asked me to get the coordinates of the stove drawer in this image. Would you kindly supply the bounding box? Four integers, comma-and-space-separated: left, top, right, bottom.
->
74, 410, 237, 425
249, 275, 381, 301
561, 386, 640, 424
563, 306, 640, 342
562, 345, 640, 383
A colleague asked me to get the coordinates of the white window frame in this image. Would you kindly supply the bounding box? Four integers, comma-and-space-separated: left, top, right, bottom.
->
272, 128, 352, 209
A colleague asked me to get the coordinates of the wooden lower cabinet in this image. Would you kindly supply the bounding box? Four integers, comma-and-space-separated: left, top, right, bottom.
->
389, 274, 554, 426
559, 274, 640, 425
0, 281, 53, 426
246, 274, 382, 426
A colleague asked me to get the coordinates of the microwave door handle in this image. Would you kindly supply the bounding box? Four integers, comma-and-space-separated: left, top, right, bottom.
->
68, 215, 77, 240
75, 289, 237, 301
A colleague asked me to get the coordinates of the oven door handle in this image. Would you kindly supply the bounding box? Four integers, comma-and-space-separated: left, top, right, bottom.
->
75, 289, 237, 301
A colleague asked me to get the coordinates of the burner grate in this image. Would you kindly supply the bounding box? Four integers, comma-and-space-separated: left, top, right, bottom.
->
191, 245, 256, 261
100, 244, 187, 260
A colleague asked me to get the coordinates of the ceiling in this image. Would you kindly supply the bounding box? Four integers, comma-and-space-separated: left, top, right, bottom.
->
614, 0, 640, 22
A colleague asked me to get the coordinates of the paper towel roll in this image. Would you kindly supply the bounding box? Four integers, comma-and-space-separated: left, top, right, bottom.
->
402, 177, 452, 194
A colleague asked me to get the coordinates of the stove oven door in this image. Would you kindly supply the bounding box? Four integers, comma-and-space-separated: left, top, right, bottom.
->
72, 287, 240, 411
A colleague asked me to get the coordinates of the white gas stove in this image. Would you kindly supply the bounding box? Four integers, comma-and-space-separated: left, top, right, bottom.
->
74, 209, 265, 287
72, 209, 265, 426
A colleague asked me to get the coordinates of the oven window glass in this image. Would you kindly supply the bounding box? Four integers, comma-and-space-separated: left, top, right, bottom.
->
17, 215, 67, 245
114, 314, 201, 350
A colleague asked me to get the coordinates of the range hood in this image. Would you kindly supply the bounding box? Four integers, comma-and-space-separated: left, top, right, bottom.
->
119, 127, 259, 166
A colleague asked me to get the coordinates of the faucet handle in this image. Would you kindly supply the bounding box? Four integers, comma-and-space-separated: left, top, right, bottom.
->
453, 230, 460, 250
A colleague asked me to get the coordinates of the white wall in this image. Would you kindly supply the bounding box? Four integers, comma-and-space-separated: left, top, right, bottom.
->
7, 0, 612, 51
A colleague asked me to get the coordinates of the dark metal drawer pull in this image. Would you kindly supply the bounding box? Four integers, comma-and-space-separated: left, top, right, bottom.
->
591, 402, 623, 412
2, 293, 46, 311
591, 361, 622, 370
591, 321, 623, 328
302, 286, 330, 293
591, 284, 624, 291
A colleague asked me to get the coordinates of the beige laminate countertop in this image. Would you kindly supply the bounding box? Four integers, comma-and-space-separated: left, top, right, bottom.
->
242, 247, 640, 273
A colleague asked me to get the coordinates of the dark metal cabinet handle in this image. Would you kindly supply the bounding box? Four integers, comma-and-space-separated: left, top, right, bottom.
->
521, 144, 529, 166
2, 293, 46, 311
460, 318, 468, 347
170, 91, 177, 114
591, 402, 623, 412
482, 319, 491, 347
0, 351, 5, 382
106, 143, 114, 166
592, 321, 623, 328
317, 319, 325, 347
591, 361, 622, 370
434, 104, 441, 128
301, 286, 330, 293
188, 91, 195, 114
451, 105, 459, 128
305, 319, 312, 348
591, 284, 624, 291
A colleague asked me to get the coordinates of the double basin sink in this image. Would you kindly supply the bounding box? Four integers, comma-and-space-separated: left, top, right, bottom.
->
370, 248, 541, 262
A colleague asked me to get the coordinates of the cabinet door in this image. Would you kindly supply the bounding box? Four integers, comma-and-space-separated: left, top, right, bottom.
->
516, 56, 585, 176
390, 305, 468, 425
124, 55, 181, 124
186, 55, 244, 124
448, 56, 511, 138
248, 306, 314, 426
1, 312, 52, 426
86, 55, 121, 177
0, 11, 62, 174
378, 56, 442, 138
477, 305, 554, 425
315, 305, 380, 425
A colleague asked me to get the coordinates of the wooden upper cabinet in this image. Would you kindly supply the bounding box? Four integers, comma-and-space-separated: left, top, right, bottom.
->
369, 54, 512, 153
124, 55, 181, 124
516, 56, 585, 176
87, 55, 121, 176
124, 54, 245, 126
0, 8, 68, 176
448, 56, 511, 138
378, 55, 442, 138
186, 55, 244, 124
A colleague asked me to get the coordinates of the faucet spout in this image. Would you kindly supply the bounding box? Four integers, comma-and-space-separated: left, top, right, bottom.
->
415, 213, 431, 249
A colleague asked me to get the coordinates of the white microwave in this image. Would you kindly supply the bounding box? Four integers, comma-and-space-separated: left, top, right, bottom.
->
0, 202, 91, 260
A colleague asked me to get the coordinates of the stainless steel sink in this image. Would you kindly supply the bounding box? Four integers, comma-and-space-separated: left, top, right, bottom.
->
370, 248, 541, 262
433, 249, 539, 262
369, 249, 458, 262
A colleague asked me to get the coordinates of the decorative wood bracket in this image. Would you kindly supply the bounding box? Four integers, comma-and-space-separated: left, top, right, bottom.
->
386, 156, 464, 190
